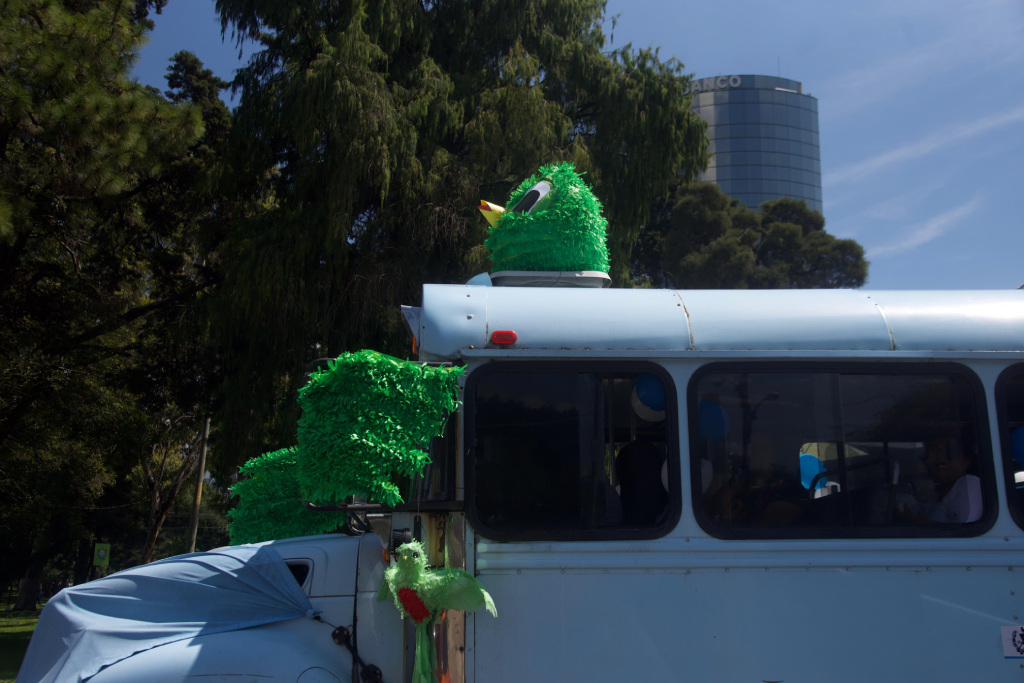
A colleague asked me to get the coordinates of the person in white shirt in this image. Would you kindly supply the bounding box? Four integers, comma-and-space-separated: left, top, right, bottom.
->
900, 437, 983, 524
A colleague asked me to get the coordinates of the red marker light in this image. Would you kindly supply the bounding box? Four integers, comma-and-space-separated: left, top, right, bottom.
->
490, 330, 517, 345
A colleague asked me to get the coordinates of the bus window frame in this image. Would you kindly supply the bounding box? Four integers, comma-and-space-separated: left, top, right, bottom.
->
688, 361, 996, 540
464, 360, 682, 542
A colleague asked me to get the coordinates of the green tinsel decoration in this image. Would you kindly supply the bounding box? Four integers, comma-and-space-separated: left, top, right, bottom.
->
295, 350, 464, 507
485, 161, 610, 273
229, 447, 349, 545
229, 351, 463, 544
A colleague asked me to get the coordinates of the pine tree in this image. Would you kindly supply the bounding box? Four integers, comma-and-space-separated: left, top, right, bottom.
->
0, 0, 219, 601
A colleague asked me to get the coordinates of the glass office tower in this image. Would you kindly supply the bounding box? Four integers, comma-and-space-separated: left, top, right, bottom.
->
688, 75, 821, 212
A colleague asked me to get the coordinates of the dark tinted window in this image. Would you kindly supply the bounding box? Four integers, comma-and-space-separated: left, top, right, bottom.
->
691, 364, 992, 538
467, 363, 679, 540
997, 365, 1024, 529
286, 561, 310, 588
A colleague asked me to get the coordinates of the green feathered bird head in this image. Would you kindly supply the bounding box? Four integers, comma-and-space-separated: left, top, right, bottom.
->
480, 161, 609, 273
393, 540, 429, 582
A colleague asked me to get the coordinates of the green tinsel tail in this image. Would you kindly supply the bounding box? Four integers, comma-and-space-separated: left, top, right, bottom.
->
228, 447, 349, 545
413, 621, 438, 683
485, 161, 609, 273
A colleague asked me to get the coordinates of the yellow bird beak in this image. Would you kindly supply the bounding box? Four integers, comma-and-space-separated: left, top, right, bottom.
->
478, 200, 505, 228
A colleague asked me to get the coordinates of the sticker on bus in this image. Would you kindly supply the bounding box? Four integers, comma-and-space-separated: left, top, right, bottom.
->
1001, 625, 1024, 658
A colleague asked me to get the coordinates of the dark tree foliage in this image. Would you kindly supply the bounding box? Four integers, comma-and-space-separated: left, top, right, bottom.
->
0, 0, 230, 600
209, 0, 710, 466
632, 182, 868, 289
132, 0, 168, 30
126, 51, 235, 565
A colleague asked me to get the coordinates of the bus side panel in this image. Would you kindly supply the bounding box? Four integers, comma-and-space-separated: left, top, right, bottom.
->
472, 567, 1024, 681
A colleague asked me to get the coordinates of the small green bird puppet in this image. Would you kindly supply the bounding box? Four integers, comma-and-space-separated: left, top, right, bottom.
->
377, 541, 496, 683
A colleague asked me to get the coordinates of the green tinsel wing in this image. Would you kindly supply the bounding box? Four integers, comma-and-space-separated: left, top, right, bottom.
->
424, 569, 497, 616
229, 351, 463, 543
295, 350, 464, 507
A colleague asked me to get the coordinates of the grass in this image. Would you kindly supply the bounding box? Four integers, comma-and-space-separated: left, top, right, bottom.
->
0, 611, 39, 683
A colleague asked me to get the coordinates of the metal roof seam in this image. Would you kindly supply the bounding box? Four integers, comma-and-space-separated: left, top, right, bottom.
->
673, 290, 697, 350
864, 293, 897, 351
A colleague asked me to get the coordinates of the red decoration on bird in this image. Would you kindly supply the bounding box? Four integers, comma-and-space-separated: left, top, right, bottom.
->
397, 587, 432, 623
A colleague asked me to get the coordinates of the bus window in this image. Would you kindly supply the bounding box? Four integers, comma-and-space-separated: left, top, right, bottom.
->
997, 364, 1024, 530
690, 364, 992, 538
466, 363, 680, 541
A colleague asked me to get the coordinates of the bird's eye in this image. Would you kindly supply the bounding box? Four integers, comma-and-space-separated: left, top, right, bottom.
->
413, 551, 419, 558
510, 179, 552, 214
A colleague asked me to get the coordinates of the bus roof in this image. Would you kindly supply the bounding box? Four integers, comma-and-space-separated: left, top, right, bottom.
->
414, 285, 1024, 360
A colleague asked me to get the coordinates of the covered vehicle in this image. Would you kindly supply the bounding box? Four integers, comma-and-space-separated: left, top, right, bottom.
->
18, 533, 399, 683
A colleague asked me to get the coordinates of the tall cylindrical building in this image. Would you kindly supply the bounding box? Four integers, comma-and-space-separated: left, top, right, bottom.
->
688, 75, 821, 212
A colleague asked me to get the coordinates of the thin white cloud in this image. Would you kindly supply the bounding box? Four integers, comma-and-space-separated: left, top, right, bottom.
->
860, 178, 951, 221
821, 47, 956, 120
826, 173, 956, 239
825, 102, 1024, 186
868, 195, 983, 258
817, 0, 1024, 120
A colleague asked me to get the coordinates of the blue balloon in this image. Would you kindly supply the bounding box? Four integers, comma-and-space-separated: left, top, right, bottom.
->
698, 399, 729, 445
1012, 426, 1024, 466
634, 374, 666, 412
800, 452, 827, 490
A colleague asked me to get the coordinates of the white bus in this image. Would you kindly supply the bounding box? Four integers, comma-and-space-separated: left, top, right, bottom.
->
399, 280, 1024, 682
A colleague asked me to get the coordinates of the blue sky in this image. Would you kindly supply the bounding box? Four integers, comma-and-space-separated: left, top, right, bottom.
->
134, 0, 1024, 289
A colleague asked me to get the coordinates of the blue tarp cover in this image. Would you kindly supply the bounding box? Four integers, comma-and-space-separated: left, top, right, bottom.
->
17, 544, 316, 683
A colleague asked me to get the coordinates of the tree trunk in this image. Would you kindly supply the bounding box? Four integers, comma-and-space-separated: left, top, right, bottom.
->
13, 534, 49, 610
187, 416, 211, 553
72, 538, 93, 586
140, 509, 171, 565
14, 574, 42, 611
141, 437, 202, 563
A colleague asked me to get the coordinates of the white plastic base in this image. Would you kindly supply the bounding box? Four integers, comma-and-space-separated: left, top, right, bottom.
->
489, 270, 612, 288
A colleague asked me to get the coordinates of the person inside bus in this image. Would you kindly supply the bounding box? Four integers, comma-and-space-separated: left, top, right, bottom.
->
702, 453, 804, 527
616, 374, 670, 526
617, 440, 668, 525
898, 436, 982, 524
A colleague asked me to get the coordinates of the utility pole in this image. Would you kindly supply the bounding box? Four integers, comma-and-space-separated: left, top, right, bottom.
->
187, 416, 211, 553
